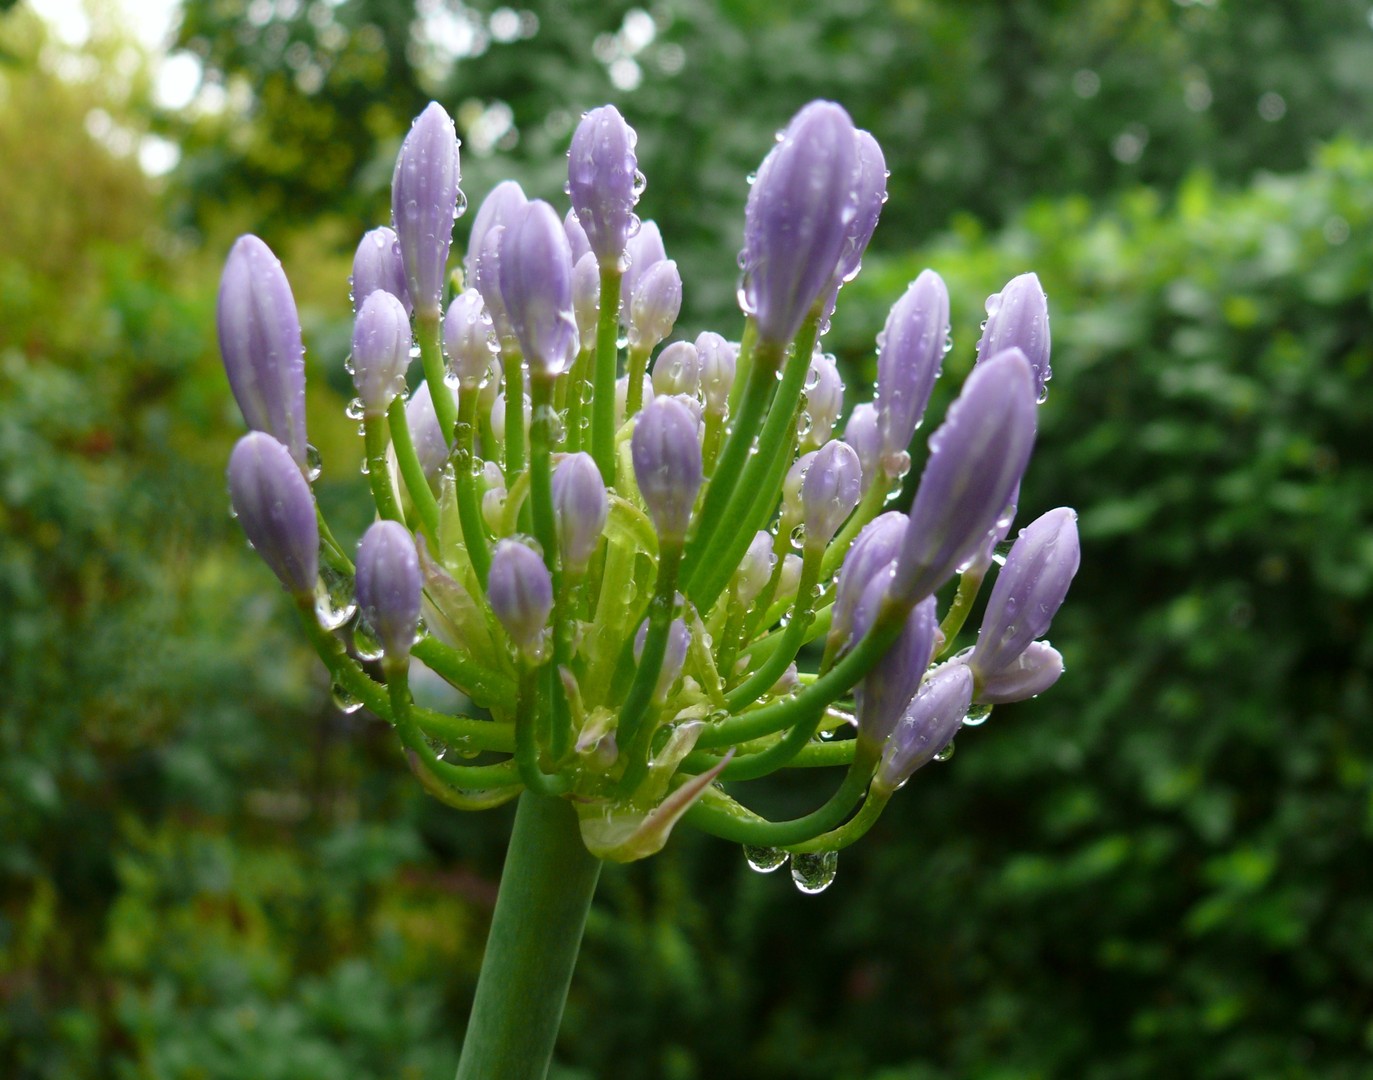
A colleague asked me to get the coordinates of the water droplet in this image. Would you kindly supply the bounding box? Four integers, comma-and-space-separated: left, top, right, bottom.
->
305, 443, 323, 482
315, 564, 358, 630
331, 679, 363, 714
345, 398, 366, 421
353, 616, 384, 662
933, 741, 956, 763
962, 704, 992, 728
790, 850, 838, 894
744, 845, 788, 873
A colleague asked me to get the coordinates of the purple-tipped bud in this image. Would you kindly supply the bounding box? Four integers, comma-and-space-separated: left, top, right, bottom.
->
804, 352, 844, 445
628, 259, 682, 352
976, 272, 1051, 401
780, 451, 818, 529
572, 252, 601, 351
974, 641, 1063, 704
696, 332, 737, 414
631, 396, 702, 543
217, 235, 308, 467
965, 483, 1019, 578
891, 349, 1038, 605
392, 102, 462, 319
498, 200, 577, 375
466, 182, 528, 342
970, 507, 1079, 678
564, 207, 592, 265
831, 511, 909, 644
444, 290, 497, 388
487, 539, 554, 657
405, 381, 456, 481
826, 129, 887, 301
801, 440, 861, 547
552, 452, 609, 573
734, 531, 776, 607
651, 341, 700, 399
351, 290, 411, 416
742, 101, 859, 345
854, 591, 937, 750
877, 270, 950, 465
843, 402, 881, 495
227, 432, 318, 596
635, 617, 690, 703
355, 520, 422, 658
875, 663, 973, 791
777, 553, 803, 602
622, 219, 665, 314
568, 105, 641, 270
352, 226, 411, 315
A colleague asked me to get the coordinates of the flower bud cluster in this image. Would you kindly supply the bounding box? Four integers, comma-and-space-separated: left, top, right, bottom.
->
217, 98, 1079, 874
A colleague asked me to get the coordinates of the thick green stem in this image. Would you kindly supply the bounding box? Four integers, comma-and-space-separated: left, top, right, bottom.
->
724, 545, 822, 709
455, 791, 602, 1080
387, 395, 441, 539
936, 568, 986, 657
418, 313, 458, 443
590, 268, 623, 484
362, 415, 405, 524
501, 347, 527, 483
454, 390, 492, 586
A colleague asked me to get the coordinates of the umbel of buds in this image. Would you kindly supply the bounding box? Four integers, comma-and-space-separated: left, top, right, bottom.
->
217, 98, 1079, 884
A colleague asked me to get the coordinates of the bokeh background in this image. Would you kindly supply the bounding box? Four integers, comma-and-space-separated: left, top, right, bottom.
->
3, 0, 1373, 1075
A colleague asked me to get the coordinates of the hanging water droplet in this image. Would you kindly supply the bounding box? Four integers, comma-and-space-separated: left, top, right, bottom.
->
962, 704, 993, 728
345, 398, 366, 421
315, 564, 358, 630
790, 850, 838, 894
744, 845, 788, 873
353, 616, 384, 662
933, 740, 956, 762
305, 443, 323, 482
331, 678, 363, 714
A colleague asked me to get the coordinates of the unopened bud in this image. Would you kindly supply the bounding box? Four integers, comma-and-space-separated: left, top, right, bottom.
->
351, 290, 411, 416
392, 102, 462, 319
355, 520, 422, 658
631, 396, 702, 543
227, 432, 318, 596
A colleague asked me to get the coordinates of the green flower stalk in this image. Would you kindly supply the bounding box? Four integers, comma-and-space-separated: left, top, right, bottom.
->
217, 97, 1081, 1080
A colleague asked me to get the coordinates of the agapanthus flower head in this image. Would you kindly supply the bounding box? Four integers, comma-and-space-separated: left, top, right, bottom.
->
628, 258, 681, 352
351, 289, 411, 416
742, 101, 859, 345
392, 101, 462, 319
552, 452, 609, 574
487, 539, 554, 659
976, 272, 1051, 401
567, 105, 641, 271
891, 348, 1037, 605
351, 226, 410, 315
499, 199, 578, 375
801, 440, 862, 547
971, 507, 1079, 679
355, 520, 423, 658
875, 662, 973, 792
218, 234, 308, 467
444, 290, 498, 388
632, 396, 702, 543
876, 269, 950, 466
227, 431, 318, 596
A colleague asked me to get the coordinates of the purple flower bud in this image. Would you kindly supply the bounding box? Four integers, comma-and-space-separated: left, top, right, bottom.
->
355, 520, 422, 658
499, 200, 577, 375
696, 332, 737, 414
392, 102, 462, 319
615, 372, 654, 426
976, 272, 1051, 401
352, 226, 411, 315
877, 270, 950, 463
965, 482, 1019, 577
552, 452, 609, 573
843, 401, 881, 495
804, 352, 844, 445
466, 181, 527, 290
567, 105, 641, 270
821, 128, 887, 318
405, 381, 456, 481
780, 451, 817, 529
622, 219, 665, 314
742, 101, 859, 345
227, 432, 318, 596
734, 530, 776, 607
891, 349, 1038, 605
564, 207, 592, 264
631, 396, 702, 543
572, 252, 601, 350
487, 539, 554, 657
651, 341, 700, 399
974, 641, 1063, 704
489, 388, 530, 448
217, 235, 308, 467
971, 507, 1079, 678
351, 290, 411, 416
854, 591, 937, 751
777, 553, 803, 602
801, 440, 861, 547
831, 511, 907, 644
635, 617, 690, 702
444, 290, 497, 388
628, 259, 682, 352
875, 662, 973, 791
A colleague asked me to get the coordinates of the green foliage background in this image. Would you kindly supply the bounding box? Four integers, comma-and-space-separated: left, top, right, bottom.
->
2, 0, 1372, 1076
